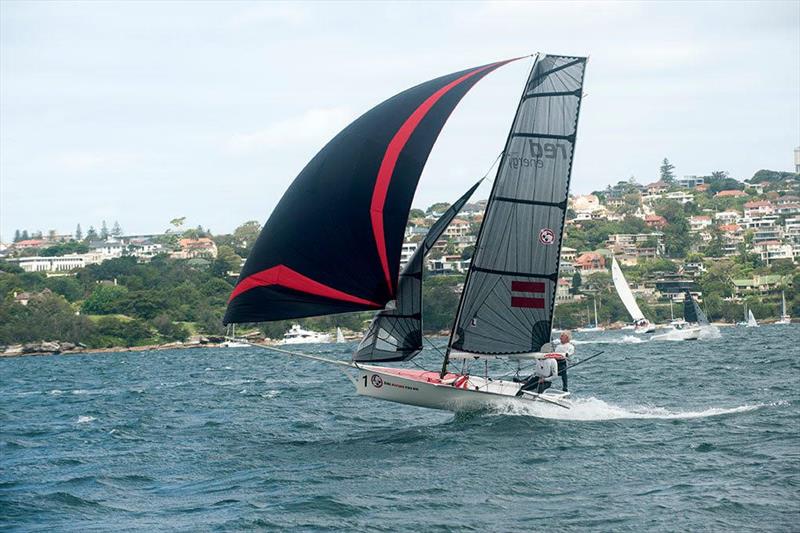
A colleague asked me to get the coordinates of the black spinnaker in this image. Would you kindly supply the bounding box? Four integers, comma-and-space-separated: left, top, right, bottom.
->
683, 291, 709, 325
353, 180, 482, 362
224, 59, 519, 324
445, 54, 587, 363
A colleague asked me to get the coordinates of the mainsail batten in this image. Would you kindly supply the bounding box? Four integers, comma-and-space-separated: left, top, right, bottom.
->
446, 54, 587, 358
354, 180, 482, 362
224, 59, 518, 324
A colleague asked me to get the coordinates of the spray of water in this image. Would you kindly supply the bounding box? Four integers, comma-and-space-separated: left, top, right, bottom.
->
488, 397, 770, 421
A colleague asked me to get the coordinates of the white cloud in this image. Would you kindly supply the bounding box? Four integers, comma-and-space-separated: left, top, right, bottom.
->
226, 107, 355, 154
51, 151, 139, 172
225, 3, 311, 29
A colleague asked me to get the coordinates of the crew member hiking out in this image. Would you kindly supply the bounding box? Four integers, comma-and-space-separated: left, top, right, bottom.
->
515, 353, 559, 396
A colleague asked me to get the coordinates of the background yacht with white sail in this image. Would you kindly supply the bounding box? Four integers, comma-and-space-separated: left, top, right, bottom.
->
611, 257, 655, 334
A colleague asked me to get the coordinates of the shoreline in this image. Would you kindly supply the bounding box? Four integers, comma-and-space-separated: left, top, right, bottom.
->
0, 340, 278, 359
2, 320, 791, 359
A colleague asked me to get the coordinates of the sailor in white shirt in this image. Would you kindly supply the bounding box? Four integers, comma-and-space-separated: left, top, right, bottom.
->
516, 353, 559, 395
553, 331, 576, 392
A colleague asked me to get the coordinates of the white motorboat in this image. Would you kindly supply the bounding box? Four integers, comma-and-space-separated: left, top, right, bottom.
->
223, 54, 588, 412
281, 324, 332, 345
650, 320, 701, 341
651, 292, 708, 342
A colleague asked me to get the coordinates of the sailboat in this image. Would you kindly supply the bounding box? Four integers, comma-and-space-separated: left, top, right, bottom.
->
611, 257, 655, 333
336, 327, 346, 343
576, 297, 605, 332
651, 291, 702, 341
746, 309, 759, 328
221, 324, 250, 347
224, 54, 587, 411
776, 291, 791, 325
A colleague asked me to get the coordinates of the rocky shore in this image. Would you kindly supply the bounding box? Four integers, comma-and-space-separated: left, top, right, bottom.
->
0, 336, 277, 358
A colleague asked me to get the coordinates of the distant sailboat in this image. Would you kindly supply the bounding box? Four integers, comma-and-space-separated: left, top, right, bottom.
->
652, 292, 702, 341
576, 297, 605, 332
776, 291, 791, 325
611, 257, 654, 333
224, 54, 588, 411
746, 309, 759, 328
221, 324, 249, 348
336, 327, 346, 343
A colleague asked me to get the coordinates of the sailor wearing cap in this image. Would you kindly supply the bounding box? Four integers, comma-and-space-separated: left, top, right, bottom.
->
515, 351, 559, 396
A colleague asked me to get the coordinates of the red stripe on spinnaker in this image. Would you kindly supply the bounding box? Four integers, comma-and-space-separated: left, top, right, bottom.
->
511, 281, 546, 293
229, 265, 381, 307
370, 58, 523, 295
511, 297, 545, 309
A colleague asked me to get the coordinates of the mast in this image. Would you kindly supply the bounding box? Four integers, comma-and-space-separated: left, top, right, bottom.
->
593, 297, 599, 327
442, 54, 588, 374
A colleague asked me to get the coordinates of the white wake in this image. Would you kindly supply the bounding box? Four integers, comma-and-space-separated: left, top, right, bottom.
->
490, 396, 767, 421
573, 335, 645, 345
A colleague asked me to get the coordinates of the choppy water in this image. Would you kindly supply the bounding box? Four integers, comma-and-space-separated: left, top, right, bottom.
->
2, 326, 799, 531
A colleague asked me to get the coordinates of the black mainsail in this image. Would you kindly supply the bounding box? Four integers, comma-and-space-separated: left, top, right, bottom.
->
445, 54, 587, 362
683, 291, 709, 325
354, 180, 482, 362
224, 59, 519, 324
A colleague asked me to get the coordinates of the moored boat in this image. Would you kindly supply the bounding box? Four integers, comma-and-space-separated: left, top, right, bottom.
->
281, 325, 332, 345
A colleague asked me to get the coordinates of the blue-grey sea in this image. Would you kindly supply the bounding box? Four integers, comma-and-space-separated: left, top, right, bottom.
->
2, 325, 799, 531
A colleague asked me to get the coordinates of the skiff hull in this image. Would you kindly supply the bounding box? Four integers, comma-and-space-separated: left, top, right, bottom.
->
353, 365, 570, 411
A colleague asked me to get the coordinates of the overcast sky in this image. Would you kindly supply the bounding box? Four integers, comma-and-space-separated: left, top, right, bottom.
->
1, 1, 798, 241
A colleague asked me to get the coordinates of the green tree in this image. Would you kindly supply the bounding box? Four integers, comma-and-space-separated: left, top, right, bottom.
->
660, 158, 676, 184
85, 226, 98, 242
571, 272, 582, 294
426, 202, 451, 215
75, 224, 83, 241
82, 284, 129, 314
100, 220, 109, 240
409, 208, 425, 219
232, 221, 262, 256
111, 221, 123, 237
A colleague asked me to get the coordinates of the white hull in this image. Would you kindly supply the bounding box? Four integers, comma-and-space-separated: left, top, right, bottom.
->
650, 326, 701, 341
776, 317, 791, 325
281, 335, 332, 345
576, 326, 605, 333
221, 340, 250, 348
354, 365, 571, 411
634, 324, 656, 334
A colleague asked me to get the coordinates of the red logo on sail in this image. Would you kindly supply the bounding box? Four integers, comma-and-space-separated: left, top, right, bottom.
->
511, 281, 545, 309
539, 228, 555, 245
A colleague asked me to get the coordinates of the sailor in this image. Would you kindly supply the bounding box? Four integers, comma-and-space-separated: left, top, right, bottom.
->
553, 331, 576, 392
516, 353, 559, 395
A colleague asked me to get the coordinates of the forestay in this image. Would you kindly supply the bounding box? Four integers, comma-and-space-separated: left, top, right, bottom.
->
353, 180, 482, 362
447, 54, 587, 357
